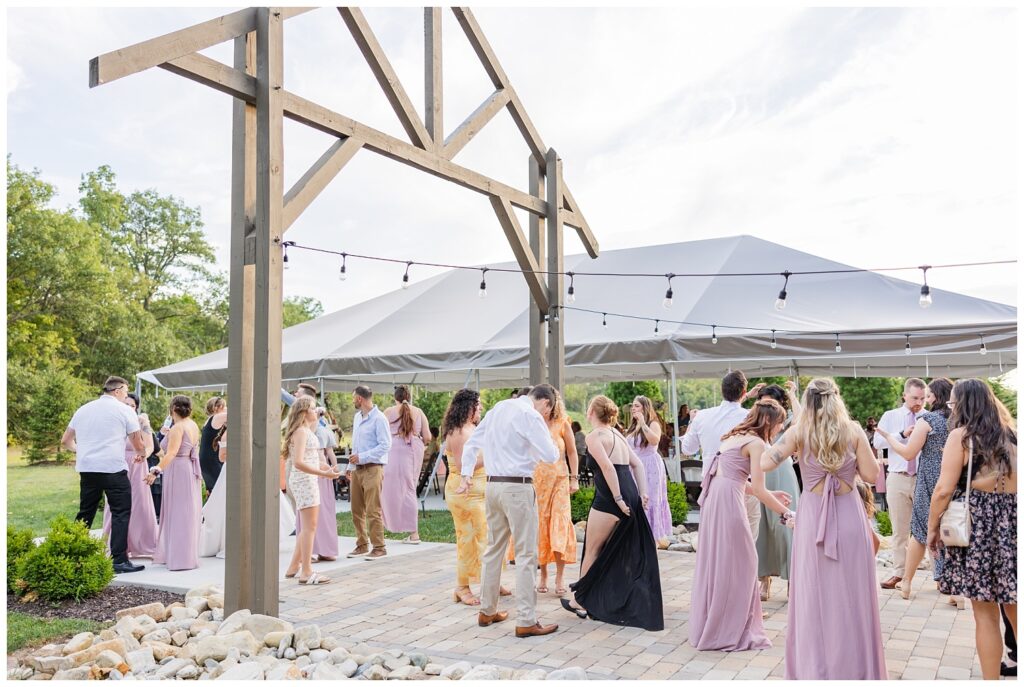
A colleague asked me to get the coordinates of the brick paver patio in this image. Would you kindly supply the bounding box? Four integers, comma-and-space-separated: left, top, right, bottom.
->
278, 545, 986, 680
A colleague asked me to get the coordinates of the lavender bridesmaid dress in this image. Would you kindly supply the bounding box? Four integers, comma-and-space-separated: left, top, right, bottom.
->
689, 437, 771, 651
630, 434, 673, 542
380, 414, 424, 533
102, 438, 159, 558
785, 445, 886, 679
294, 476, 340, 558
153, 430, 201, 571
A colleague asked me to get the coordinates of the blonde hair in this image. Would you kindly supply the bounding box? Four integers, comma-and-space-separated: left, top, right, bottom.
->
588, 395, 619, 426
281, 396, 316, 460
791, 378, 855, 473
547, 390, 567, 425
855, 478, 876, 519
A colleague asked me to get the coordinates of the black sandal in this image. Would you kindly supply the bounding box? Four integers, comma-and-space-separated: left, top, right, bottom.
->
560, 597, 588, 619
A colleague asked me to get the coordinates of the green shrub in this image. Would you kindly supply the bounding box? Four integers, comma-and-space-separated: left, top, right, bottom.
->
16, 516, 113, 602
7, 526, 38, 593
875, 511, 892, 537
666, 482, 689, 525
24, 368, 94, 464
571, 487, 595, 523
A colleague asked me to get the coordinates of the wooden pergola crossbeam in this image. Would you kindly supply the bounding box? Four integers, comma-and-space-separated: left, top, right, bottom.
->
443, 89, 511, 159
283, 137, 364, 232
338, 8, 433, 151
424, 8, 443, 145
489, 196, 550, 313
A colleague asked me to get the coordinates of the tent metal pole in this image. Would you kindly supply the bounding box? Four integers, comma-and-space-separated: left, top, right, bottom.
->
463, 369, 474, 389
475, 369, 481, 392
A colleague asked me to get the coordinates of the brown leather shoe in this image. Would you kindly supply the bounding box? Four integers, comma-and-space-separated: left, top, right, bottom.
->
515, 622, 558, 638
477, 611, 509, 627
880, 575, 903, 590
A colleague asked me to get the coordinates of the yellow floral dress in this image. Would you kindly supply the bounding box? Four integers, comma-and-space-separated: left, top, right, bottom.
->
445, 449, 487, 586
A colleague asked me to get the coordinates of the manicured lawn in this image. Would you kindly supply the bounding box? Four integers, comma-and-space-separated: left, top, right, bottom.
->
7, 448, 82, 537
336, 509, 456, 544
6, 612, 108, 653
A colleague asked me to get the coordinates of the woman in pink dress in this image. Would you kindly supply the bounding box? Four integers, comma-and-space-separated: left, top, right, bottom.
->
381, 386, 432, 543
688, 398, 794, 652
763, 378, 886, 680
626, 396, 672, 547
145, 395, 202, 572
102, 393, 159, 558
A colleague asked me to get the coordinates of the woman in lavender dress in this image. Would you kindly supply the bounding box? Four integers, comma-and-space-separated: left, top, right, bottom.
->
102, 393, 159, 558
381, 386, 432, 543
762, 378, 886, 680
688, 398, 794, 652
145, 395, 202, 572
626, 396, 673, 547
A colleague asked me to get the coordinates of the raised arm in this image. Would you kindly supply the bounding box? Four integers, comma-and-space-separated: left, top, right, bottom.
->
874, 418, 931, 461
762, 430, 800, 472
747, 441, 791, 516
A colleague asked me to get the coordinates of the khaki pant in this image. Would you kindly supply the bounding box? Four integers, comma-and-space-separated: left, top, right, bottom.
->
350, 464, 385, 552
746, 493, 761, 543
480, 481, 538, 628
886, 472, 916, 572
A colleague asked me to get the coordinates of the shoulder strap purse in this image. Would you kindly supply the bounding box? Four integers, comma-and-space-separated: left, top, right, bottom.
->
939, 438, 973, 547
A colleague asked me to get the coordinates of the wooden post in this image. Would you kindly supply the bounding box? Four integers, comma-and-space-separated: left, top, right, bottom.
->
528, 156, 546, 386
545, 148, 564, 389
249, 6, 284, 615
424, 8, 442, 147
225, 30, 256, 615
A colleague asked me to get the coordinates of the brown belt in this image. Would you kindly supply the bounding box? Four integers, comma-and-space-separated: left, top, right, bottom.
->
487, 476, 533, 484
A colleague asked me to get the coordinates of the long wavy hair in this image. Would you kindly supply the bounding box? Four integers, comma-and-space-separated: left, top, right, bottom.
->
626, 395, 660, 448
442, 389, 480, 439
927, 377, 953, 419
721, 398, 786, 444
394, 385, 415, 439
950, 378, 1016, 477
545, 388, 567, 426
281, 396, 315, 460
791, 378, 856, 473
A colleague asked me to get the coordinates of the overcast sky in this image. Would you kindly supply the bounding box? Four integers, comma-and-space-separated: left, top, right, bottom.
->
7, 6, 1019, 319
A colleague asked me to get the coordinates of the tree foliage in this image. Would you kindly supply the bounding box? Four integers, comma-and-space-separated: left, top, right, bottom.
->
605, 381, 664, 408
834, 377, 905, 425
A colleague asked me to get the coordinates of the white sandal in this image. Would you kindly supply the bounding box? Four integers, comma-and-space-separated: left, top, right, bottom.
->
299, 572, 331, 585
401, 536, 421, 545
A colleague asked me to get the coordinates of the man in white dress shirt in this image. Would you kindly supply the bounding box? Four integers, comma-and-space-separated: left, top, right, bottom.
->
872, 377, 926, 590
458, 384, 561, 638
680, 370, 765, 540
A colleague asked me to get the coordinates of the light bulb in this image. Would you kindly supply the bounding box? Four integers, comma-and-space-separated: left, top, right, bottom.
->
663, 286, 673, 309
919, 285, 932, 308
478, 283, 487, 299
602, 314, 607, 328
835, 342, 842, 353
712, 335, 718, 345
338, 265, 347, 281
770, 337, 777, 349
775, 292, 787, 310
567, 289, 576, 305
980, 337, 987, 355
401, 274, 410, 290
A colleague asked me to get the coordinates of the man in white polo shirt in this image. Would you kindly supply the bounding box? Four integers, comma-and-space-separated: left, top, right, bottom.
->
61, 376, 147, 574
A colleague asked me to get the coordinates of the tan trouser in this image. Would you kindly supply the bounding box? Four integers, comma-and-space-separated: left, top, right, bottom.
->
746, 493, 761, 542
350, 464, 385, 552
886, 472, 916, 572
480, 481, 538, 628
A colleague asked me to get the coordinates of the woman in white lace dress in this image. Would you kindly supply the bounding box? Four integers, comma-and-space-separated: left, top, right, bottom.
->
283, 396, 340, 584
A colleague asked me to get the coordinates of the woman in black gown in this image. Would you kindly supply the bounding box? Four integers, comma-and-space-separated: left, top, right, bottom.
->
561, 395, 664, 631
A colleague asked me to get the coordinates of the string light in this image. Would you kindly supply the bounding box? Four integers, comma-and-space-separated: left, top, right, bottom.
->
905, 334, 912, 355
602, 313, 607, 328
654, 319, 660, 335
979, 334, 987, 355
566, 272, 576, 304
402, 262, 412, 289
338, 252, 347, 281
834, 333, 842, 353
919, 266, 932, 308
770, 330, 777, 349
552, 306, 559, 323
478, 268, 488, 299
775, 271, 791, 310
663, 274, 674, 309
711, 325, 718, 345
282, 241, 291, 270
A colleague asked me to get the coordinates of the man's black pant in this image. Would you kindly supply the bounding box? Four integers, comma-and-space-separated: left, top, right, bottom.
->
1002, 604, 1017, 662
76, 471, 132, 564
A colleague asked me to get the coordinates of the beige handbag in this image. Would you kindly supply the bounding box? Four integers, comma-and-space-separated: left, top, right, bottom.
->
939, 439, 973, 547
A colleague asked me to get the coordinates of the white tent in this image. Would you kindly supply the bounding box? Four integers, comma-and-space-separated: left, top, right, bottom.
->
139, 235, 1016, 391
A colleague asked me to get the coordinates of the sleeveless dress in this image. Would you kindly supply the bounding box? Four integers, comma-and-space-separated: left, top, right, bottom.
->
757, 418, 800, 579
198, 417, 224, 493
287, 431, 322, 510
295, 425, 340, 558
689, 438, 771, 651
445, 447, 487, 586
909, 411, 948, 579
102, 436, 159, 558
629, 432, 672, 543
381, 411, 425, 533
534, 419, 577, 566
153, 429, 202, 571
786, 444, 886, 679
571, 430, 664, 631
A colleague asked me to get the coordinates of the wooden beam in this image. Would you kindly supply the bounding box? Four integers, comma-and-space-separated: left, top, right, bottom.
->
282, 137, 363, 231
225, 30, 256, 616
443, 89, 510, 159
489, 196, 549, 313
281, 7, 316, 20
91, 8, 258, 87
562, 187, 599, 258
160, 52, 256, 101
338, 8, 432, 150
251, 6, 284, 616
424, 8, 443, 145
450, 7, 507, 89
546, 148, 565, 390
528, 156, 546, 386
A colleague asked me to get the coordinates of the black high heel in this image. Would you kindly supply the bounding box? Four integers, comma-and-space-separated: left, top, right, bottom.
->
560, 597, 588, 619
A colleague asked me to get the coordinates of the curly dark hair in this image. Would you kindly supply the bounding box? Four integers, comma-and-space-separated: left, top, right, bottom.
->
442, 389, 481, 439
950, 378, 1016, 477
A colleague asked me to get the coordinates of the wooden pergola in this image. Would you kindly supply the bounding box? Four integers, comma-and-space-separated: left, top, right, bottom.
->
90, 7, 598, 615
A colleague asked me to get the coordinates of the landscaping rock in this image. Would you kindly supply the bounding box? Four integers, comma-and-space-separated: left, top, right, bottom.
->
163, 602, 185, 619
215, 609, 252, 636
319, 637, 339, 651
186, 597, 210, 614
295, 656, 311, 669
388, 666, 422, 680
336, 658, 359, 678
154, 658, 190, 679
384, 655, 411, 671
548, 667, 588, 680
440, 662, 472, 680
140, 629, 172, 645
424, 664, 443, 676
98, 630, 117, 641
172, 630, 190, 647
408, 653, 429, 669
62, 632, 95, 655
177, 664, 201, 679
211, 608, 224, 622
66, 638, 130, 668
94, 650, 125, 670
309, 649, 330, 664
515, 669, 548, 680
241, 615, 292, 640
264, 630, 292, 648
311, 662, 349, 681
125, 647, 156, 674
51, 667, 91, 681
194, 631, 261, 664
668, 542, 692, 552
363, 664, 389, 680
171, 607, 200, 621
283, 647, 296, 661
461, 664, 501, 680
208, 594, 225, 610
115, 602, 166, 622
328, 647, 351, 664
215, 662, 264, 681
185, 584, 222, 601
266, 663, 303, 680
34, 656, 73, 674
292, 625, 322, 650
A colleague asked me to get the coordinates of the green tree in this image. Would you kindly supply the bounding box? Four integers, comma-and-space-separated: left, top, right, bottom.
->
24, 367, 94, 463
413, 389, 454, 429
988, 375, 1017, 418
605, 380, 663, 408
834, 377, 904, 425
282, 296, 324, 328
